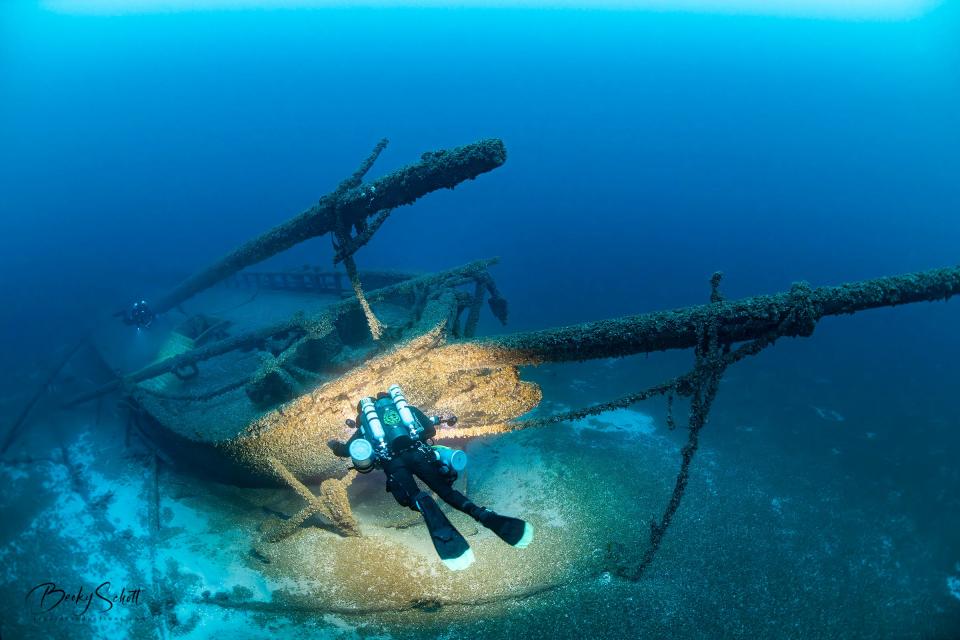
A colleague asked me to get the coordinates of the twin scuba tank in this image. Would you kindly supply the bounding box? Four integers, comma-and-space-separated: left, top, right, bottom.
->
348, 384, 468, 476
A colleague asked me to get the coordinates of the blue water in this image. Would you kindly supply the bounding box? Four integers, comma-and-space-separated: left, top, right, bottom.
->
1, 2, 959, 638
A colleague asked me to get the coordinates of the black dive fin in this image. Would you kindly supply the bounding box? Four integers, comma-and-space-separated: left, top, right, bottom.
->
477, 510, 534, 548
414, 492, 474, 570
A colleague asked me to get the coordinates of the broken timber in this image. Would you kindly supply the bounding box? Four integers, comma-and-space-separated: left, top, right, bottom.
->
0, 337, 88, 454
148, 139, 507, 315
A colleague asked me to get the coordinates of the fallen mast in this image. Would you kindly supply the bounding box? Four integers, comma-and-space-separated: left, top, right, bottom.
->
148, 138, 507, 316
440, 264, 960, 366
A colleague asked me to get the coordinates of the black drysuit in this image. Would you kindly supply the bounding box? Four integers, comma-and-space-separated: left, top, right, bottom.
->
381, 447, 472, 513
340, 405, 472, 514
331, 398, 531, 565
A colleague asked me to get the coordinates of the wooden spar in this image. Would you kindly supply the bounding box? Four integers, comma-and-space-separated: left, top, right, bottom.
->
65, 259, 500, 407
149, 139, 507, 315
443, 265, 960, 366
1, 337, 87, 454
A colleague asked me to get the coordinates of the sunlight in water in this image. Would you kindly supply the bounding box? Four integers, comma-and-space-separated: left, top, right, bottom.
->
42, 0, 942, 20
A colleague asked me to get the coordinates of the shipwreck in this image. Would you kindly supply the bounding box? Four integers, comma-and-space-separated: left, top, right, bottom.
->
6, 136, 958, 582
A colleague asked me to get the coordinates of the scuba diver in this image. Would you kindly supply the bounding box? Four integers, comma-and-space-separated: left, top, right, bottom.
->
121, 299, 155, 329
329, 384, 533, 571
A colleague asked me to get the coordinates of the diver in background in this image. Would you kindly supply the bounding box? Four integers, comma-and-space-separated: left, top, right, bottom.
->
329, 384, 533, 571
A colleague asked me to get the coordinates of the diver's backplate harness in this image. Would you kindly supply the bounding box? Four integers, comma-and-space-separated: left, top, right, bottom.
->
348, 384, 467, 477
